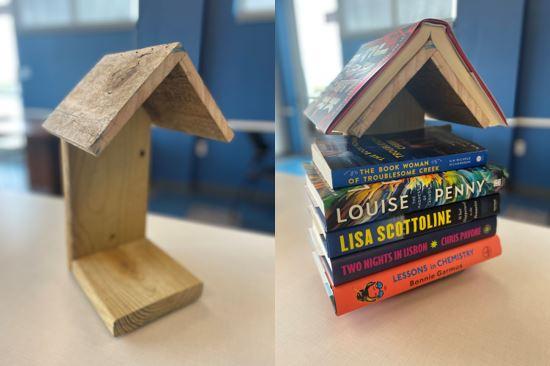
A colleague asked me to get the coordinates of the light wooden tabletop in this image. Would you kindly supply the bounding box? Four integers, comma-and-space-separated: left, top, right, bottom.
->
276, 172, 550, 366
0, 191, 274, 366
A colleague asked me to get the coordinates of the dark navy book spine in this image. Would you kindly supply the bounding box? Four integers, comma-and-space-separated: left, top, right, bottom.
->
328, 216, 497, 286
331, 150, 488, 189
323, 194, 500, 258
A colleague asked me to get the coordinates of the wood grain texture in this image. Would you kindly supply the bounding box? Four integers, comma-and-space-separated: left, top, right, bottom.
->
43, 43, 233, 156
44, 43, 180, 155
72, 238, 203, 337
62, 107, 151, 263
145, 52, 234, 143
48, 43, 233, 336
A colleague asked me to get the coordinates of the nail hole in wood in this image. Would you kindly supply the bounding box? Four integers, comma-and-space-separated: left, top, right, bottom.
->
109, 233, 116, 240
139, 149, 146, 157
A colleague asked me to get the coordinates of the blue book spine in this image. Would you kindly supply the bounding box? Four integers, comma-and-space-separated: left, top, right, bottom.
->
323, 194, 499, 258
328, 216, 497, 286
330, 150, 488, 189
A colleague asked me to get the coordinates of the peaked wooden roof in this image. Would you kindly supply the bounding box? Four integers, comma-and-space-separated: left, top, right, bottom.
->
43, 43, 234, 156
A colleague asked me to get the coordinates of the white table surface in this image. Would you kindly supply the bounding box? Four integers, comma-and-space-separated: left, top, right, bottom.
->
0, 191, 274, 366
276, 173, 550, 366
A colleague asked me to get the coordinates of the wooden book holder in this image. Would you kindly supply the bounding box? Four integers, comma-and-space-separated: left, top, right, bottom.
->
43, 43, 234, 336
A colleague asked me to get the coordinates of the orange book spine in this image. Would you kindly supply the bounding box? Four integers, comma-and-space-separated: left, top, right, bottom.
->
333, 235, 502, 315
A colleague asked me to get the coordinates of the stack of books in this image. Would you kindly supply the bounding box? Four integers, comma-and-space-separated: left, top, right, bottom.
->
303, 19, 509, 316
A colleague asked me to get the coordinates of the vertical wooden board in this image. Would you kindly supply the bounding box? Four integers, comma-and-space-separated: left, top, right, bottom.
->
62, 108, 151, 262
362, 89, 425, 135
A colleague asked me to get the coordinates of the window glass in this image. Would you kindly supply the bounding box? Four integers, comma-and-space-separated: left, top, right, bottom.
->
17, 0, 139, 29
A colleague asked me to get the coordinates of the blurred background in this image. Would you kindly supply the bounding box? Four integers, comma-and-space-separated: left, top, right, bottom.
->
0, 0, 274, 233
276, 0, 550, 226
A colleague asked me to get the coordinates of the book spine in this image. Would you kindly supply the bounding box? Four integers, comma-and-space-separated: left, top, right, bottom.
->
332, 235, 502, 315
324, 165, 507, 231
324, 194, 500, 258
331, 150, 488, 189
330, 216, 496, 286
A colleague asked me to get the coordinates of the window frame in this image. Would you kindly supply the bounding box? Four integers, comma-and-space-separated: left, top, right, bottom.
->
338, 0, 457, 39
233, 0, 275, 23
13, 0, 138, 33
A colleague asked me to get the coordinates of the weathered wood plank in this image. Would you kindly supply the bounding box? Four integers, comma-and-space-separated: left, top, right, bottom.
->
145, 52, 234, 142
44, 43, 180, 155
43, 43, 233, 156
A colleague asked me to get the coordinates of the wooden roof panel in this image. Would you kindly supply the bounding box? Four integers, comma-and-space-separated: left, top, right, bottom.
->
144, 52, 233, 142
43, 43, 233, 156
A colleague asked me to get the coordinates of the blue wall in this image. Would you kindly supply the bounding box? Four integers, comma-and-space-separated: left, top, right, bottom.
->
17, 30, 136, 107
276, 0, 307, 153
195, 0, 275, 193
450, 0, 525, 169
17, 0, 205, 108
511, 127, 550, 190
200, 0, 275, 121
138, 0, 204, 64
512, 0, 550, 191
138, 0, 204, 188
454, 0, 525, 118
516, 0, 550, 118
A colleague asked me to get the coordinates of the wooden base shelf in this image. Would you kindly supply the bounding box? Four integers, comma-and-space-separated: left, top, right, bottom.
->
71, 239, 203, 336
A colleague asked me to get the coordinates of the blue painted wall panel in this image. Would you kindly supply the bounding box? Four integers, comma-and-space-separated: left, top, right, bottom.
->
138, 0, 204, 65
341, 38, 365, 63
137, 0, 206, 184
512, 0, 550, 190
196, 0, 275, 191
200, 0, 275, 121
450, 125, 512, 168
276, 0, 307, 153
452, 0, 525, 170
197, 132, 275, 192
17, 30, 136, 108
454, 0, 525, 117
151, 128, 195, 182
510, 127, 550, 187
516, 0, 550, 117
